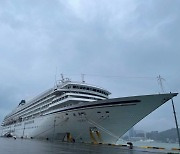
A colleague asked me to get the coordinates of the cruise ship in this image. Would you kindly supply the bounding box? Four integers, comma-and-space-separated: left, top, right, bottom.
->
0, 77, 178, 144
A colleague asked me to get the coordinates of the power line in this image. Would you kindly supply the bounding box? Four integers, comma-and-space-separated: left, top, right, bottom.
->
63, 73, 156, 80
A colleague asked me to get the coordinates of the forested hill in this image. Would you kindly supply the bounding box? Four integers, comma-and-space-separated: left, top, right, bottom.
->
146, 128, 180, 143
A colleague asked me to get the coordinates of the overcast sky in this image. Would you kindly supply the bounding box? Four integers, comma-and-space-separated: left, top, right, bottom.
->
0, 0, 180, 132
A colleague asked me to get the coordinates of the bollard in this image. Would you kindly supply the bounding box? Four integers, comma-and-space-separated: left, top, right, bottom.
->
127, 142, 133, 149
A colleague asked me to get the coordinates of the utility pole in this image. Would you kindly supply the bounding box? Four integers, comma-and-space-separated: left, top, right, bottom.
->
171, 97, 180, 149
157, 75, 165, 93
157, 75, 180, 148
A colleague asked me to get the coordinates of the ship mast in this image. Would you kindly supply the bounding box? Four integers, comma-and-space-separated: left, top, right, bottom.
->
81, 74, 85, 83
61, 74, 65, 82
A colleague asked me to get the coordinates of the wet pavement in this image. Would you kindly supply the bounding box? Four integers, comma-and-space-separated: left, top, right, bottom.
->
0, 137, 178, 154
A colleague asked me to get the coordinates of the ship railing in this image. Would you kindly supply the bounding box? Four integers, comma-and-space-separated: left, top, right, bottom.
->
53, 89, 109, 99
27, 88, 54, 105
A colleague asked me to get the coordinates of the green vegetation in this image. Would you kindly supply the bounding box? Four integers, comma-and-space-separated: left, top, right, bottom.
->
146, 128, 180, 143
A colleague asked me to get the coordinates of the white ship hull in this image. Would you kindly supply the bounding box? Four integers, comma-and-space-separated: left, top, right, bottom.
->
0, 93, 177, 144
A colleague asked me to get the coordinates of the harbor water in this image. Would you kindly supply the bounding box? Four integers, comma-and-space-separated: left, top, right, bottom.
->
0, 137, 179, 154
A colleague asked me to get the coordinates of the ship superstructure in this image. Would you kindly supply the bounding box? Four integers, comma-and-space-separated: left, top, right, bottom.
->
0, 77, 178, 144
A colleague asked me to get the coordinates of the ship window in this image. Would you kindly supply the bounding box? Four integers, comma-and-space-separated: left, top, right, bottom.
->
66, 113, 68, 115
87, 87, 89, 90
73, 113, 76, 116
106, 111, 109, 113
97, 111, 101, 113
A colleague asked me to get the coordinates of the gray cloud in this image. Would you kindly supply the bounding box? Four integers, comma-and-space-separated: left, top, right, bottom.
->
0, 0, 179, 131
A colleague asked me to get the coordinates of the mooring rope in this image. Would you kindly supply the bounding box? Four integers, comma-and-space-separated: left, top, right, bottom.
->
33, 117, 69, 138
